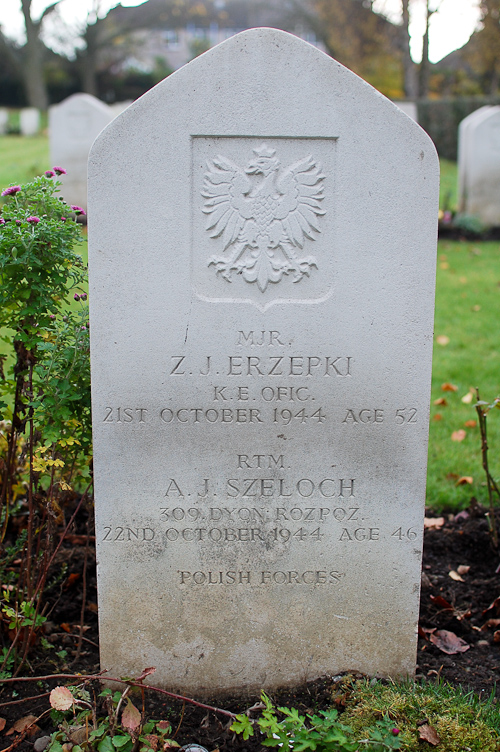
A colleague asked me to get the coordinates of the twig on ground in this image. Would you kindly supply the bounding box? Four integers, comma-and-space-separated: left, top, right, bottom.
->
0, 671, 237, 719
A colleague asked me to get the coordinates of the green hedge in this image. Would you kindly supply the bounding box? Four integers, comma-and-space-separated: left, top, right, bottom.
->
417, 96, 500, 160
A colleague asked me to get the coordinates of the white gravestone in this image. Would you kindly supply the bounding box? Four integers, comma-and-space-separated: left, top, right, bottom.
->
458, 106, 500, 226
89, 28, 439, 693
20, 107, 40, 136
49, 94, 113, 210
0, 109, 8, 135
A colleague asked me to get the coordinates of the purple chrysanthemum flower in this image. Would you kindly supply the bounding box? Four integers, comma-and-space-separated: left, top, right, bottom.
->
74, 293, 81, 301
392, 728, 400, 736
49, 314, 56, 320
1, 185, 21, 197
61, 217, 66, 222
15, 220, 21, 226
45, 170, 55, 178
0, 218, 5, 225
53, 166, 67, 175
80, 292, 87, 301
27, 216, 40, 224
71, 205, 86, 216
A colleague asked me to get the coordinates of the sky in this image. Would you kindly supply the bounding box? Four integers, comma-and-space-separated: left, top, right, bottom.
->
0, 0, 482, 64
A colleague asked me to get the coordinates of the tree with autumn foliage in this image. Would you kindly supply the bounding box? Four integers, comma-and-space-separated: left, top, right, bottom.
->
467, 0, 500, 94
299, 0, 404, 99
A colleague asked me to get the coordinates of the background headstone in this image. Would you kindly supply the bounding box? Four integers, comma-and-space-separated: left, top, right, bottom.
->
49, 94, 114, 210
457, 105, 494, 213
89, 28, 439, 693
458, 106, 500, 225
0, 108, 8, 135
109, 100, 133, 116
394, 101, 418, 122
20, 107, 40, 136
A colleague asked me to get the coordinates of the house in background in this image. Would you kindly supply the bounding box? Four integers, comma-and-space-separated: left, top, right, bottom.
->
105, 0, 326, 75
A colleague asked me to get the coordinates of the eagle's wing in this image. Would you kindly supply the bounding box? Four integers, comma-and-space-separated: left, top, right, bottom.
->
275, 156, 325, 248
202, 156, 253, 251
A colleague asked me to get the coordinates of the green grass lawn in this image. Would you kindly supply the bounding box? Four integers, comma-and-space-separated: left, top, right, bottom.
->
428, 238, 500, 510
0, 135, 50, 191
0, 139, 497, 511
439, 158, 458, 212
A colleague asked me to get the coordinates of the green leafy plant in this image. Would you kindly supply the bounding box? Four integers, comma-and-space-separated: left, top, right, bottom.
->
48, 684, 180, 752
0, 169, 92, 675
230, 692, 402, 751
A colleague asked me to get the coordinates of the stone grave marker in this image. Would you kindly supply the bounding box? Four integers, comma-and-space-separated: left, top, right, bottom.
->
49, 94, 113, 210
0, 109, 8, 135
458, 106, 500, 226
20, 107, 40, 136
88, 28, 439, 694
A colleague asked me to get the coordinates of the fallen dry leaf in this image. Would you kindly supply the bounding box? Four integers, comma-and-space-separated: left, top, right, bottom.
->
464, 420, 477, 428
472, 304, 481, 311
433, 413, 443, 421
449, 570, 464, 582
6, 715, 39, 737
441, 382, 458, 392
454, 510, 469, 522
436, 335, 449, 346
63, 572, 80, 589
434, 397, 448, 406
142, 735, 159, 751
456, 476, 473, 485
429, 629, 470, 654
494, 631, 500, 643
50, 686, 74, 711
419, 723, 441, 746
424, 517, 445, 529
461, 391, 474, 404
481, 618, 500, 630
430, 594, 453, 611
451, 429, 466, 442
457, 565, 470, 575
482, 596, 500, 618
459, 276, 467, 283
440, 261, 450, 270
418, 625, 436, 639
0, 718, 6, 732
121, 699, 141, 733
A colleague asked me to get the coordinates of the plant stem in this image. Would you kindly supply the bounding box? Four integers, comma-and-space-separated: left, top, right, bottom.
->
0, 672, 237, 718
475, 388, 499, 548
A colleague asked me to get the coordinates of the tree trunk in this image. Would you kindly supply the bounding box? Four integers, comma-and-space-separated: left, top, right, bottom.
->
79, 21, 100, 97
20, 0, 49, 109
401, 0, 418, 99
419, 2, 431, 98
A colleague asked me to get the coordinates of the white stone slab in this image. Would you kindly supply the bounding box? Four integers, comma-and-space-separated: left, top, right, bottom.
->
458, 106, 500, 225
20, 108, 40, 136
457, 106, 494, 213
89, 28, 438, 694
0, 109, 8, 135
49, 94, 113, 210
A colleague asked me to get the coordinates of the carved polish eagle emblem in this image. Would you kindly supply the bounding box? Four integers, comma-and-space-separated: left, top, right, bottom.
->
202, 143, 326, 292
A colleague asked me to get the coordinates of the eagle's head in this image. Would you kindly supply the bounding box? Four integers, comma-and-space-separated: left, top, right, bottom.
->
246, 143, 280, 176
